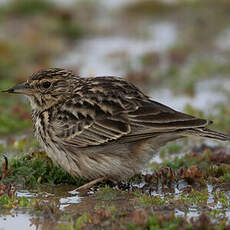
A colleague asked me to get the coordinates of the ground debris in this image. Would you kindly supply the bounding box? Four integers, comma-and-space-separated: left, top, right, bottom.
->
0, 155, 16, 197
33, 199, 63, 220
192, 144, 230, 164
210, 151, 230, 164
178, 165, 204, 183
131, 209, 148, 227
114, 165, 205, 194
190, 213, 216, 230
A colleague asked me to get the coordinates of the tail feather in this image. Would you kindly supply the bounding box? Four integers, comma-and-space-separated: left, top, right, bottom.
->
182, 128, 230, 141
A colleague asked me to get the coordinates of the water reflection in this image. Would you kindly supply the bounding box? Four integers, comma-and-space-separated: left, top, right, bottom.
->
1, 214, 36, 230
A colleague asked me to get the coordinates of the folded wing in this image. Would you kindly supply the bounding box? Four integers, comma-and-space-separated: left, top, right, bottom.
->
49, 77, 210, 147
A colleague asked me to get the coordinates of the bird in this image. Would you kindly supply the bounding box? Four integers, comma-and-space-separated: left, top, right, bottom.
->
2, 68, 230, 190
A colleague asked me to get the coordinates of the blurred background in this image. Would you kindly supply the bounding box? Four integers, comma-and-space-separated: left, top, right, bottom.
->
0, 0, 230, 138
0, 1, 230, 229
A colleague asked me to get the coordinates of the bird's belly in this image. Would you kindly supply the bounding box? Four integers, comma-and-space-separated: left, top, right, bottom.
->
48, 146, 142, 179
36, 136, 142, 179
34, 126, 177, 180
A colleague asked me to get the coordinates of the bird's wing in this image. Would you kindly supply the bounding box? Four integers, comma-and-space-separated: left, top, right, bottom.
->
127, 99, 210, 130
50, 98, 131, 147
49, 77, 210, 147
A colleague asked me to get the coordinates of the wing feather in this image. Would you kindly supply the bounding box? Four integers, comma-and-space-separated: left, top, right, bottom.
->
128, 100, 209, 128
49, 77, 210, 147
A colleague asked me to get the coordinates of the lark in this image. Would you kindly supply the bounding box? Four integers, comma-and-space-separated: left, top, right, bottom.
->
2, 68, 230, 190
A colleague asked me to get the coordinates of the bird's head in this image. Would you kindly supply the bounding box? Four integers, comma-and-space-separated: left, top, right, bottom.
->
2, 68, 76, 111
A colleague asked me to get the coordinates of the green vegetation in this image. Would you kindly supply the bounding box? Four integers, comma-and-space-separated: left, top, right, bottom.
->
0, 194, 35, 209
1, 152, 87, 188
95, 185, 125, 201
146, 214, 185, 230
136, 194, 166, 207
178, 190, 209, 206
56, 213, 88, 230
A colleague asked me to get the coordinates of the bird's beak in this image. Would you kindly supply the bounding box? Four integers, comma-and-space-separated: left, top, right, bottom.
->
1, 83, 31, 95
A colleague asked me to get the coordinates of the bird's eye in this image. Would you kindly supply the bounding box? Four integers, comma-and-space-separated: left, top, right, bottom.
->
42, 81, 51, 89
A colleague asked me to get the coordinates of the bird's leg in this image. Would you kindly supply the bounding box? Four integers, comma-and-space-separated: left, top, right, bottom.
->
76, 176, 107, 191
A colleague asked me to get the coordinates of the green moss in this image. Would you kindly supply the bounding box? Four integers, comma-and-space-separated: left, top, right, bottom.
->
0, 194, 35, 209
126, 224, 143, 230
214, 191, 230, 207
126, 212, 193, 230
167, 143, 183, 154
190, 190, 209, 205
153, 149, 206, 171
209, 165, 230, 183
55, 213, 88, 230
161, 154, 199, 171
136, 194, 166, 207
1, 152, 87, 188
147, 215, 182, 230
207, 209, 224, 219
96, 186, 122, 201
179, 192, 207, 206
221, 173, 230, 183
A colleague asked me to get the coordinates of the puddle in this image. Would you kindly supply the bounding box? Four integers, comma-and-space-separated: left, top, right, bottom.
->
0, 213, 36, 230
59, 196, 81, 210
1, 174, 230, 228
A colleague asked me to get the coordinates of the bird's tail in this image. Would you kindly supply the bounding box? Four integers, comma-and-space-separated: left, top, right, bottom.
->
182, 128, 230, 141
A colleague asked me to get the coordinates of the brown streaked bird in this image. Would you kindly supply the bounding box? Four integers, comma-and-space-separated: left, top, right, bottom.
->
2, 68, 230, 190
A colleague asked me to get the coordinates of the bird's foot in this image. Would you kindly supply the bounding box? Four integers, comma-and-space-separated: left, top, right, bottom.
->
76, 176, 107, 192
